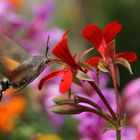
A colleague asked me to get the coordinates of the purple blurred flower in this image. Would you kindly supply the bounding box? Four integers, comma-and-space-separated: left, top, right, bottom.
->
0, 0, 26, 35
39, 84, 64, 129
0, 1, 9, 17
18, 0, 63, 55
122, 78, 140, 134
34, 0, 55, 25
0, 0, 63, 55
102, 127, 137, 140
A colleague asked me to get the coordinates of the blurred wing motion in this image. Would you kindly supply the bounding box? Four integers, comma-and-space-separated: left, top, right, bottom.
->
0, 34, 30, 80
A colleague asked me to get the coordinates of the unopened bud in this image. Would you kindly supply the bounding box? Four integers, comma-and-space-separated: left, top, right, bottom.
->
53, 95, 101, 111
53, 95, 80, 105
52, 104, 86, 115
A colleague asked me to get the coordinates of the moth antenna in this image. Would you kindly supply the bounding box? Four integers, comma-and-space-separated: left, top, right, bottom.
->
45, 36, 50, 58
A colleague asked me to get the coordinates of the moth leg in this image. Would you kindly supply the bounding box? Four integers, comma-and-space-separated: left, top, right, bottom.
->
0, 78, 10, 100
0, 90, 3, 101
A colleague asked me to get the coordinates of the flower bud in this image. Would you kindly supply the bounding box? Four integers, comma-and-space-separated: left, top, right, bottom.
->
52, 104, 86, 115
53, 95, 80, 105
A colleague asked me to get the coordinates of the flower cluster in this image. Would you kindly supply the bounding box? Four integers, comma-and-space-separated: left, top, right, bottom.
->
39, 21, 137, 94
39, 21, 137, 140
83, 21, 136, 84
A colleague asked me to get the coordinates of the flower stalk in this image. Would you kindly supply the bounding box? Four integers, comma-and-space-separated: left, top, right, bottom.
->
52, 103, 115, 125
109, 62, 122, 139
53, 95, 102, 111
116, 130, 121, 140
88, 80, 117, 120
109, 62, 121, 116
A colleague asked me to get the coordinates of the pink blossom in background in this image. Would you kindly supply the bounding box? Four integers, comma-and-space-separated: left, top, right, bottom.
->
0, 0, 26, 35
122, 78, 140, 134
102, 127, 137, 140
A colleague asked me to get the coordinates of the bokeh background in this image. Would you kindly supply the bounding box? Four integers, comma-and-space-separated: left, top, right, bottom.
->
0, 0, 139, 140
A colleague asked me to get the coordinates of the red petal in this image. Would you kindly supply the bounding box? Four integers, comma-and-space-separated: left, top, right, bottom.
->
59, 69, 73, 94
62, 30, 69, 40
115, 52, 137, 62
38, 70, 64, 90
86, 57, 101, 66
52, 38, 77, 69
137, 136, 140, 140
103, 21, 122, 44
105, 40, 116, 58
82, 24, 103, 49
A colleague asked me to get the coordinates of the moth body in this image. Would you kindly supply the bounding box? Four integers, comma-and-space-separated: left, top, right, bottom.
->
0, 34, 52, 100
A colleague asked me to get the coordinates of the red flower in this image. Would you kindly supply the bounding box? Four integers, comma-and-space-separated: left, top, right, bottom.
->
137, 136, 140, 140
52, 31, 78, 70
83, 21, 137, 67
38, 31, 78, 94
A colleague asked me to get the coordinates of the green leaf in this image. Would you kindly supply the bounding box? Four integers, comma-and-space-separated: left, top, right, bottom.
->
116, 57, 133, 74
78, 61, 93, 70
98, 61, 109, 73
116, 66, 120, 86
73, 76, 83, 87
78, 47, 94, 61
103, 122, 116, 132
76, 70, 93, 81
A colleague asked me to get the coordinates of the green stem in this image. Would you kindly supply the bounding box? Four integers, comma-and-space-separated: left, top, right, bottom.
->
116, 130, 121, 140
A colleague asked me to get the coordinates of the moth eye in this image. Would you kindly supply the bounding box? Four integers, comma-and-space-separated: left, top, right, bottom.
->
3, 78, 9, 83
45, 58, 52, 64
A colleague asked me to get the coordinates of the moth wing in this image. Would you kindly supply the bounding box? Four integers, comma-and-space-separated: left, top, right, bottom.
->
0, 34, 30, 78
4, 85, 27, 97
0, 56, 34, 82
9, 62, 33, 82
0, 34, 29, 63
0, 56, 21, 78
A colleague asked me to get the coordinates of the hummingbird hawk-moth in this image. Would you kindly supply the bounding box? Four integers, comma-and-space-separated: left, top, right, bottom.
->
0, 34, 52, 100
